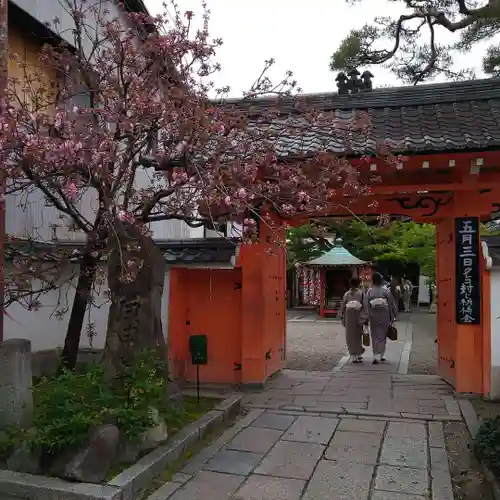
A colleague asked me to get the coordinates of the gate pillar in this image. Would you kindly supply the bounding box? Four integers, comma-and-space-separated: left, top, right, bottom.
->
239, 217, 286, 388
436, 192, 491, 394
436, 217, 483, 394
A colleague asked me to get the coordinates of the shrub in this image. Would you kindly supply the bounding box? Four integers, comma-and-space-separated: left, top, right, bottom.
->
474, 416, 500, 476
24, 350, 181, 455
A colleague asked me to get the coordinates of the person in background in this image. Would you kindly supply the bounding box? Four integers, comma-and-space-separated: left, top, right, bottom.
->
363, 272, 397, 364
390, 276, 402, 312
402, 277, 413, 312
340, 277, 365, 364
382, 275, 391, 289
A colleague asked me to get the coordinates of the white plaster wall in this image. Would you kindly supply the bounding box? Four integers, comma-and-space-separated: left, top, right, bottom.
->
418, 275, 431, 304
490, 268, 500, 399
4, 263, 171, 353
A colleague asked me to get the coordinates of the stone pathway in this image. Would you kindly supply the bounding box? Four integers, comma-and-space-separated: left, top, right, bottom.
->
152, 319, 463, 499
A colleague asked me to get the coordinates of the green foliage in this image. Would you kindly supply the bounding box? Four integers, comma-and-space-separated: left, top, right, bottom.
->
290, 219, 498, 283
474, 417, 500, 477
111, 352, 169, 439
287, 219, 437, 279
30, 364, 114, 454
331, 220, 436, 279
21, 351, 178, 455
286, 224, 332, 269
482, 222, 500, 236
330, 0, 500, 84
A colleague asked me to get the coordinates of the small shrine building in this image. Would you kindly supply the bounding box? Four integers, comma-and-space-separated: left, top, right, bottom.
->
299, 238, 370, 317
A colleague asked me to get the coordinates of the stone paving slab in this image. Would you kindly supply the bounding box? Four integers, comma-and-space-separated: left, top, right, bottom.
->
282, 416, 339, 444
380, 436, 428, 469
302, 460, 374, 500
204, 449, 263, 476
227, 427, 283, 454
168, 471, 244, 500
252, 412, 296, 430
374, 465, 430, 497
254, 440, 325, 480
336, 417, 386, 434
325, 430, 383, 464
233, 475, 306, 500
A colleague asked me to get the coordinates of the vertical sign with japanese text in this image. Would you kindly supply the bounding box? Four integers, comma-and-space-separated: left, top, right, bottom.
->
455, 217, 481, 325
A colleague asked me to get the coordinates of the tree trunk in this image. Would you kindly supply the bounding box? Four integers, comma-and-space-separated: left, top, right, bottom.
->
60, 250, 98, 370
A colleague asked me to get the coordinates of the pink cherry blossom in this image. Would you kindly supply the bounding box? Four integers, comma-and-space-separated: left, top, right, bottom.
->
63, 182, 78, 200
0, 0, 374, 297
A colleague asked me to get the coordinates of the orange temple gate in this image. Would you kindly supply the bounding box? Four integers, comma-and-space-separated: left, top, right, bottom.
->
167, 78, 500, 395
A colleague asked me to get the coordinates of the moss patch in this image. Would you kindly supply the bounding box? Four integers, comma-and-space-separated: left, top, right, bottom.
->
166, 396, 219, 437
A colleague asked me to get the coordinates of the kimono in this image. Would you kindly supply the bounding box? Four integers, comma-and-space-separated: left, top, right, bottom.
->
340, 287, 365, 357
363, 285, 397, 357
390, 278, 402, 312
402, 279, 413, 312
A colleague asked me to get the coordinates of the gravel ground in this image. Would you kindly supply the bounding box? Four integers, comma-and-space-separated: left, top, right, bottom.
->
407, 309, 438, 375
472, 399, 500, 420
445, 421, 495, 500
285, 318, 345, 371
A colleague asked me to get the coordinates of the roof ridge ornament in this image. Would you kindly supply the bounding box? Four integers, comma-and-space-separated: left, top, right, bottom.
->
336, 69, 374, 95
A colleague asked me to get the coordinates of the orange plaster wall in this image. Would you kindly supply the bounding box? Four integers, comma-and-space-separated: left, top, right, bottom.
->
238, 215, 287, 386
262, 244, 287, 379
436, 219, 457, 387
239, 241, 286, 385
168, 267, 242, 385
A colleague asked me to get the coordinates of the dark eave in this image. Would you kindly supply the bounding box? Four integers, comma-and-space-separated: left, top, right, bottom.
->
8, 0, 151, 47
160, 238, 239, 266
8, 1, 65, 46
122, 0, 150, 15
6, 237, 240, 267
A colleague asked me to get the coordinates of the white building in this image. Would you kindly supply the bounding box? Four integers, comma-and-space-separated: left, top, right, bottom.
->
4, 0, 210, 372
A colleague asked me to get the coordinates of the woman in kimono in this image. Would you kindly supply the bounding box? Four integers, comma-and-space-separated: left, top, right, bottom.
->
364, 272, 397, 364
390, 276, 402, 313
402, 277, 413, 312
340, 277, 365, 363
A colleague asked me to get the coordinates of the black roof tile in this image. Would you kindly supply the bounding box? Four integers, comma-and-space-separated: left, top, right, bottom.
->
227, 78, 500, 156
6, 238, 239, 267
157, 238, 239, 266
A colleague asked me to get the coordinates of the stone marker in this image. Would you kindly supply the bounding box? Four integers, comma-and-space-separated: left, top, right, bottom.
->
0, 339, 33, 428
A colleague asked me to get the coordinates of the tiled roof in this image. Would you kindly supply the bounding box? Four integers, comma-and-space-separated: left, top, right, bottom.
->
6, 237, 239, 267
228, 78, 500, 156
305, 239, 366, 267
161, 238, 239, 266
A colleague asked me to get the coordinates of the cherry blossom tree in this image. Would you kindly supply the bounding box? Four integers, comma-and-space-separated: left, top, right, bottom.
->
1, 0, 373, 375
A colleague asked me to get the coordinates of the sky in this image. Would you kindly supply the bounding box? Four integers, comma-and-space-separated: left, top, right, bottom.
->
144, 0, 490, 97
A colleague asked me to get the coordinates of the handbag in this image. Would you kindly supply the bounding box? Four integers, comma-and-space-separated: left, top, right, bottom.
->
362, 325, 371, 347
387, 324, 398, 341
